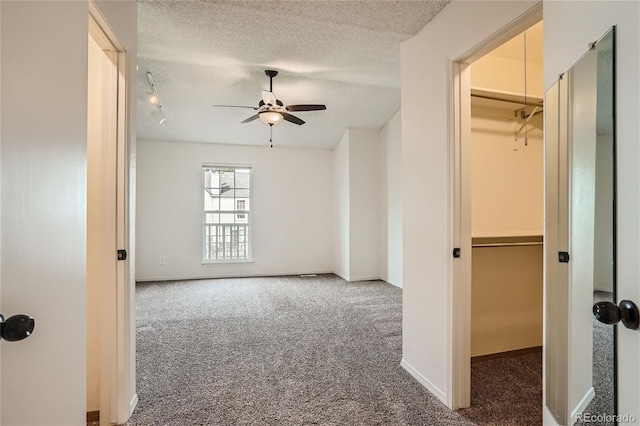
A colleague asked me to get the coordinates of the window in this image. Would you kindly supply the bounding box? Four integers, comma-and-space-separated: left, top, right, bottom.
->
202, 165, 251, 262
236, 200, 246, 220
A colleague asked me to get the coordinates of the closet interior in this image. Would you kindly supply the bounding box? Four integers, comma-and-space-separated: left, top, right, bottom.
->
469, 21, 544, 358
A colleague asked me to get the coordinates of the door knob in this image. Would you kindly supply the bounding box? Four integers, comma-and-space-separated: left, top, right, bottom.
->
593, 300, 639, 330
0, 314, 35, 341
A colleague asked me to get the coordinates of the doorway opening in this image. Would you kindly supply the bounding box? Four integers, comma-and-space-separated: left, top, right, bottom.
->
467, 20, 545, 418
449, 3, 544, 416
87, 9, 134, 425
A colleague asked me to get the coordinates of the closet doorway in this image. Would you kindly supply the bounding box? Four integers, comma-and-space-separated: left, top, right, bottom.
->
452, 18, 545, 418
469, 22, 544, 361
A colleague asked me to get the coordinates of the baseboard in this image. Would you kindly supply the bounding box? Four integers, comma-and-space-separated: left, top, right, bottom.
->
136, 271, 335, 283
401, 358, 448, 406
129, 393, 139, 418
348, 276, 382, 282
543, 405, 561, 426
472, 346, 542, 361
571, 386, 595, 424
86, 411, 99, 422
386, 280, 402, 289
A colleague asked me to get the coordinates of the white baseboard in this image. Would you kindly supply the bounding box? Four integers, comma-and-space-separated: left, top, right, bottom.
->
401, 358, 448, 405
129, 393, 139, 418
543, 405, 561, 425
349, 275, 382, 282
571, 387, 595, 424
387, 280, 403, 289
136, 271, 334, 283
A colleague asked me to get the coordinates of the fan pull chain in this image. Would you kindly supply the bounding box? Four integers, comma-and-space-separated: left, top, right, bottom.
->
269, 124, 273, 148
523, 31, 528, 147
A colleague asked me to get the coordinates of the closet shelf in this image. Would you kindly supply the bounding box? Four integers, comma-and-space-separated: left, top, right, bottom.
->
471, 87, 543, 108
472, 235, 543, 248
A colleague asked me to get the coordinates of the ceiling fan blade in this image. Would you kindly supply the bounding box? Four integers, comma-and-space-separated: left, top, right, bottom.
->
282, 112, 305, 125
212, 104, 256, 109
286, 104, 327, 112
262, 90, 277, 106
241, 114, 260, 123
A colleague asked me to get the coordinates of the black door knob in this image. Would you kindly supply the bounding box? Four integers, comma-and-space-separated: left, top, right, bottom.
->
593, 301, 621, 324
593, 300, 639, 330
0, 314, 35, 341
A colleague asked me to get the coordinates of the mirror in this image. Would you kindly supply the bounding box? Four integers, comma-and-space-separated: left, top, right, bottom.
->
544, 27, 615, 425
571, 27, 615, 425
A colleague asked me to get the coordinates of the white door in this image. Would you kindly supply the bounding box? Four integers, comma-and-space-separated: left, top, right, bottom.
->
1, 1, 90, 424
545, 25, 640, 425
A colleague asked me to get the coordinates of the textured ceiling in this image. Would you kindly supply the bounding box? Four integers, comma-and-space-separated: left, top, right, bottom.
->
137, 0, 450, 150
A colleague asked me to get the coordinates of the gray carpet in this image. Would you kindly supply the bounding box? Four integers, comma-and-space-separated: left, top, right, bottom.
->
126, 274, 542, 425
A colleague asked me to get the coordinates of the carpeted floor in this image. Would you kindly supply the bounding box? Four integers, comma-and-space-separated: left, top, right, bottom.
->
125, 274, 542, 425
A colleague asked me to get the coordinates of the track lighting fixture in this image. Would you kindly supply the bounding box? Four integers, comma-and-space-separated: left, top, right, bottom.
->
146, 71, 167, 125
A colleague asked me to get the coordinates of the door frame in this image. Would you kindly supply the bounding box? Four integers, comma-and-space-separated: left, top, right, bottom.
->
449, 3, 543, 410
88, 3, 135, 424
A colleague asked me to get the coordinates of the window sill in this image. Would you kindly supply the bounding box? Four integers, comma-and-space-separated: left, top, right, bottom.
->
201, 260, 256, 266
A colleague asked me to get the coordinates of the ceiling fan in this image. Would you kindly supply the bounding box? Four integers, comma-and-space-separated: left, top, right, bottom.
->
213, 70, 326, 147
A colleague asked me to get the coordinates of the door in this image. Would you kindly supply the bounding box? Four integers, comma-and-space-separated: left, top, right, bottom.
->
545, 26, 640, 425
87, 8, 135, 425
87, 16, 119, 426
1, 2, 134, 424
1, 1, 90, 424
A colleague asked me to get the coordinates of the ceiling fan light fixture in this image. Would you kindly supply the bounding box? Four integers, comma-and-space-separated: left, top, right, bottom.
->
259, 111, 283, 125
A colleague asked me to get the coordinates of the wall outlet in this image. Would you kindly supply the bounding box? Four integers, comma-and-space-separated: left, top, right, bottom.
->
160, 257, 165, 265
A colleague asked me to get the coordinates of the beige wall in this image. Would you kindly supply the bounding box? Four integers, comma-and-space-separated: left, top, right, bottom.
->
470, 105, 543, 237
471, 244, 543, 356
471, 21, 543, 98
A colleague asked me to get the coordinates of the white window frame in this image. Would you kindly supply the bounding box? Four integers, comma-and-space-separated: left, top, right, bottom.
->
201, 164, 253, 264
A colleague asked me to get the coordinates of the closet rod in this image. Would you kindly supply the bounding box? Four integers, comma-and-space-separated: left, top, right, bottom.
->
471, 93, 543, 108
472, 241, 543, 248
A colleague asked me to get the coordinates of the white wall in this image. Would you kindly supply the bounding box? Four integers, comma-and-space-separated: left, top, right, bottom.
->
543, 1, 640, 423
1, 2, 137, 423
136, 140, 333, 281
379, 110, 403, 287
333, 132, 350, 280
400, 0, 540, 406
348, 129, 380, 281
332, 128, 381, 282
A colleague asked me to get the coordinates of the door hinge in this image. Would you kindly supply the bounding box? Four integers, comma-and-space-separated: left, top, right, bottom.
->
117, 249, 127, 261
453, 248, 461, 258
558, 251, 570, 263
